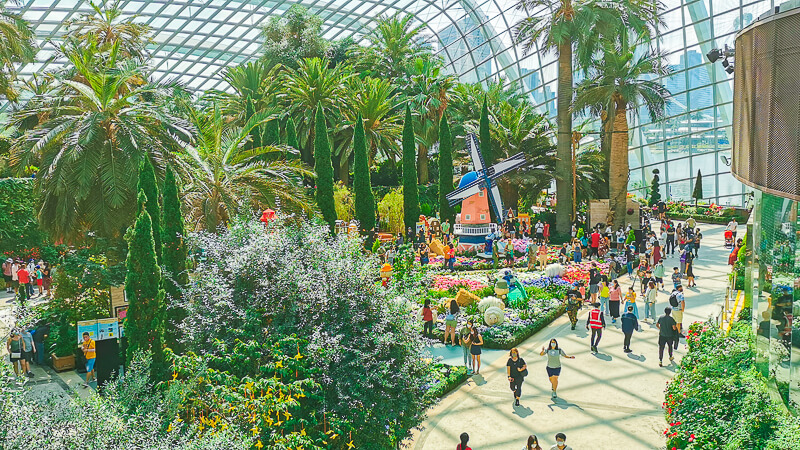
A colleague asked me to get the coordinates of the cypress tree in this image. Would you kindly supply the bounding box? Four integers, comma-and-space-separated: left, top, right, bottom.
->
124, 191, 166, 376
314, 104, 337, 230
264, 119, 280, 146
138, 158, 163, 264
402, 104, 420, 233
161, 166, 187, 349
353, 113, 375, 232
692, 169, 703, 205
438, 110, 454, 224
479, 96, 493, 165
648, 168, 662, 207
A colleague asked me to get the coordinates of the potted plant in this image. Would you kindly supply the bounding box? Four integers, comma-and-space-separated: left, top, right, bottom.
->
48, 322, 76, 371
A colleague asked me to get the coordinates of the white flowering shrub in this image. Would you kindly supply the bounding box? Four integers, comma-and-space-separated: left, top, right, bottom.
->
180, 219, 430, 448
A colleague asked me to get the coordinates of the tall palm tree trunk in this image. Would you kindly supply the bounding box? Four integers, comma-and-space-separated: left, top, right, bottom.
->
609, 104, 629, 229
417, 145, 428, 184
555, 42, 574, 235
599, 110, 613, 198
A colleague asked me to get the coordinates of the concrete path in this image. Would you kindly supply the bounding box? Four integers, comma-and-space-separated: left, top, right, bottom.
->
409, 222, 733, 450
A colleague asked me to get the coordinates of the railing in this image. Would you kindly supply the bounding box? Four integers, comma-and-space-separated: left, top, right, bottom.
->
453, 223, 499, 236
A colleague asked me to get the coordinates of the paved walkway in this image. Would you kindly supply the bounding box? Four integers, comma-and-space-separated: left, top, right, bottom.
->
409, 222, 733, 450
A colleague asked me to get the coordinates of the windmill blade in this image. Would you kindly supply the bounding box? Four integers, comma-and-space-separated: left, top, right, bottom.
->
487, 153, 526, 179
466, 133, 486, 173
446, 179, 484, 206
488, 184, 504, 222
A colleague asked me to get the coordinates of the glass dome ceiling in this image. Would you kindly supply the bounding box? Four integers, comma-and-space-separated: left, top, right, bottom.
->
8, 0, 550, 93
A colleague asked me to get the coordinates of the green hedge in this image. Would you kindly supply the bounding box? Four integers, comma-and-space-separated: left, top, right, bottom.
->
424, 364, 469, 401
481, 305, 566, 349
666, 212, 748, 225
0, 178, 47, 255
665, 321, 800, 449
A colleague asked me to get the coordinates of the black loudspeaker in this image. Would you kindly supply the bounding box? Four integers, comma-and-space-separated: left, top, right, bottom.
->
95, 339, 121, 390
732, 6, 800, 201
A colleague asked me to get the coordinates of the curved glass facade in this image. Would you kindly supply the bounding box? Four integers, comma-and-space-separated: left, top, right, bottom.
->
8, 0, 780, 205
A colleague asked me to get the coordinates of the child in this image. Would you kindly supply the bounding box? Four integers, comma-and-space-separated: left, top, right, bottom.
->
624, 287, 639, 319
672, 266, 682, 290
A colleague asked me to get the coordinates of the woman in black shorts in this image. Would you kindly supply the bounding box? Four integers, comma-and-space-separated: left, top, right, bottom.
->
467, 326, 484, 374
539, 338, 575, 399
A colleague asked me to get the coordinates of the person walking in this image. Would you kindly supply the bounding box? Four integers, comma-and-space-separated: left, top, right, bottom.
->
564, 292, 582, 330
16, 263, 30, 302
457, 432, 471, 450
679, 249, 687, 278
444, 300, 459, 345
599, 280, 610, 315
550, 433, 573, 450
33, 323, 49, 366
585, 302, 606, 353
644, 281, 658, 322
80, 331, 96, 387
527, 240, 539, 270
459, 321, 473, 372
657, 307, 678, 366
693, 228, 703, 258
624, 286, 639, 319
653, 260, 666, 290
608, 280, 622, 324
621, 305, 640, 353
590, 229, 601, 259
727, 218, 738, 240
685, 251, 696, 287
540, 338, 575, 399
2, 258, 12, 293
588, 262, 600, 303
506, 348, 528, 406
420, 300, 434, 338
543, 222, 551, 244
523, 435, 543, 450
467, 326, 484, 374
652, 240, 662, 265
572, 240, 582, 263
666, 224, 676, 255
20, 328, 35, 377
669, 285, 686, 343
7, 330, 27, 377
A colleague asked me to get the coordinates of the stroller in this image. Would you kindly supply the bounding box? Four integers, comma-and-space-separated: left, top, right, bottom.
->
724, 230, 734, 248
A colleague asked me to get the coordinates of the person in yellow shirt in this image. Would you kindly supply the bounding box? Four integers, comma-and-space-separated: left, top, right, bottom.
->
80, 332, 96, 388
624, 287, 639, 319
599, 281, 610, 316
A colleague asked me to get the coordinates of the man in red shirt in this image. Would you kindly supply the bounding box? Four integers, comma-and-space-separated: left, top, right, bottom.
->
590, 230, 601, 259
16, 263, 29, 301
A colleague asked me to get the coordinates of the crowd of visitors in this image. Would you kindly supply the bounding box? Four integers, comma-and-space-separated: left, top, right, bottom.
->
456, 431, 573, 450
2, 257, 53, 301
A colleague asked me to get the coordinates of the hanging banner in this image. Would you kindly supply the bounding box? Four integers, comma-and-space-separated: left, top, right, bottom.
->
77, 320, 99, 343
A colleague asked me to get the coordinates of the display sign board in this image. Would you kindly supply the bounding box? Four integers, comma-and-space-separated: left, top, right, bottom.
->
77, 320, 99, 344
97, 318, 120, 340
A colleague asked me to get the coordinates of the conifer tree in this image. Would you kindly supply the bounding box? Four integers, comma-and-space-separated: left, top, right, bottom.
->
480, 96, 493, 165
352, 113, 375, 232
314, 104, 337, 230
648, 168, 662, 207
402, 104, 420, 233
124, 191, 166, 375
286, 117, 299, 149
692, 170, 703, 205
138, 158, 163, 264
161, 166, 187, 346
438, 110, 454, 224
264, 119, 280, 146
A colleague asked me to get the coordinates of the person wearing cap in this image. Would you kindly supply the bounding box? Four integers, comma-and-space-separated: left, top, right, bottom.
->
621, 305, 640, 353
2, 258, 13, 293
585, 302, 606, 353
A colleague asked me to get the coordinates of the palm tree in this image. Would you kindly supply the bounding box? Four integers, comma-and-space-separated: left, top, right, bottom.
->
574, 147, 606, 206
402, 56, 455, 184
573, 45, 670, 228
203, 60, 280, 122
489, 101, 556, 209
514, 0, 662, 234
353, 13, 426, 81
8, 43, 193, 241
281, 57, 350, 167
65, 0, 152, 60
178, 107, 314, 231
0, 0, 37, 101
333, 76, 403, 183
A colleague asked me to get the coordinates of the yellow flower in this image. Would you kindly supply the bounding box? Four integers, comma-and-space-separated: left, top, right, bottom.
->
347, 440, 355, 449
251, 425, 259, 436
255, 440, 264, 450
166, 424, 173, 432
275, 360, 283, 368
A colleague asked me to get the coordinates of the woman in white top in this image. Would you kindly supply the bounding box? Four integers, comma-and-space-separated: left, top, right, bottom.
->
644, 280, 658, 322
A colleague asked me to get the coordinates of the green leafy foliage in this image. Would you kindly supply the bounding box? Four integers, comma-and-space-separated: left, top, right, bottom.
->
161, 166, 188, 349
352, 113, 375, 232
402, 104, 419, 232
437, 111, 454, 224
0, 178, 46, 255
138, 158, 163, 264
124, 192, 167, 376
665, 322, 800, 449
648, 169, 661, 206
314, 104, 337, 231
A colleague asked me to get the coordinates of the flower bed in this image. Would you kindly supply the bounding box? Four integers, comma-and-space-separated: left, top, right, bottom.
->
423, 364, 469, 401
664, 321, 800, 449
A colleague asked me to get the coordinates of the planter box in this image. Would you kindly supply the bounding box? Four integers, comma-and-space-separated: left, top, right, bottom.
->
51, 353, 75, 372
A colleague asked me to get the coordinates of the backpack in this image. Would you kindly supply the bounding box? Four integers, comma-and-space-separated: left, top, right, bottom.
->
669, 292, 679, 307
